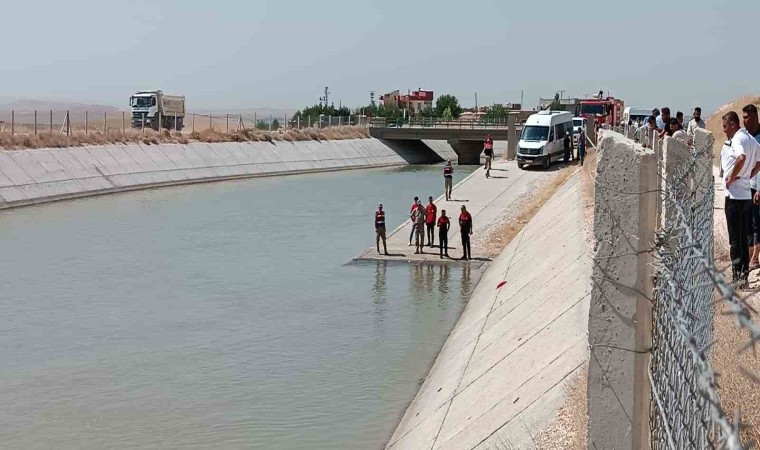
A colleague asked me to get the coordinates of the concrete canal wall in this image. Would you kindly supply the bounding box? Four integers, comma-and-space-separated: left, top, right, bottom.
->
0, 138, 453, 210
386, 173, 591, 450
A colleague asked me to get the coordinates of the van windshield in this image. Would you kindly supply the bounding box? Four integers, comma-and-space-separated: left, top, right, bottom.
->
573, 119, 583, 127
521, 125, 549, 141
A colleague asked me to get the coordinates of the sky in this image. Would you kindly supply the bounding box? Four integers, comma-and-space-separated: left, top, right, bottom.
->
0, 0, 754, 114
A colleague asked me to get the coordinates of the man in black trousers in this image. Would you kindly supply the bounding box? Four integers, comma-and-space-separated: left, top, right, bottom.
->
721, 111, 760, 287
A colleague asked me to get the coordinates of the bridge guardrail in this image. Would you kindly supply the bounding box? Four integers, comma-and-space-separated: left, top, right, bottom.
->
368, 117, 515, 130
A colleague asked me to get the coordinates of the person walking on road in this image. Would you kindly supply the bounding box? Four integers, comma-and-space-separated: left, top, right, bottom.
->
721, 111, 759, 287
443, 161, 454, 200
412, 201, 426, 254
459, 205, 473, 260
375, 203, 389, 255
408, 196, 419, 246
437, 210, 450, 258
425, 196, 437, 247
483, 134, 494, 178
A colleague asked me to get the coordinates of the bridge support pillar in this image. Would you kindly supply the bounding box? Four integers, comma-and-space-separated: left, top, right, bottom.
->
447, 139, 482, 165
506, 112, 518, 160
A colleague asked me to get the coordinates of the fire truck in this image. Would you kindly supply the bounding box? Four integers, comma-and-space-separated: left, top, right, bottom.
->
578, 95, 624, 127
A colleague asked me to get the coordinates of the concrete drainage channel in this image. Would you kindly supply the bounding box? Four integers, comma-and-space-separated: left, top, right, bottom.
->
0, 138, 457, 210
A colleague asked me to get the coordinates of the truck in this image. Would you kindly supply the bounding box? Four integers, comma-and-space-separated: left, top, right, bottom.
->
130, 90, 186, 131
578, 94, 624, 128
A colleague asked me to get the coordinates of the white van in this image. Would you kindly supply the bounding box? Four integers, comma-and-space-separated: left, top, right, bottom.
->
622, 107, 652, 126
517, 110, 574, 169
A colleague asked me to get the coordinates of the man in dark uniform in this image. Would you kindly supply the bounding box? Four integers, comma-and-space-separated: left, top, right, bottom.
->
375, 203, 388, 255
459, 205, 473, 260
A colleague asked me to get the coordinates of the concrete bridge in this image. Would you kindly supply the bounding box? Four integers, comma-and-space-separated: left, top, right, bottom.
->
368, 114, 522, 164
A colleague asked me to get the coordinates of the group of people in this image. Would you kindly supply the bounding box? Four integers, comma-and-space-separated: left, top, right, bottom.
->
720, 105, 760, 288
634, 106, 706, 147
374, 160, 475, 260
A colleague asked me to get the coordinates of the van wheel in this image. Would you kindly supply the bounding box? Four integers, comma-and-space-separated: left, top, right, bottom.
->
517, 162, 524, 169
543, 156, 550, 170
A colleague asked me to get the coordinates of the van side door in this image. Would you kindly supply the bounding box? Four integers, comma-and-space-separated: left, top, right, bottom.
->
553, 124, 566, 158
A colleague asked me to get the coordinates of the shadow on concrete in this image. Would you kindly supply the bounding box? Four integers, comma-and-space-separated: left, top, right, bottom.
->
379, 139, 446, 164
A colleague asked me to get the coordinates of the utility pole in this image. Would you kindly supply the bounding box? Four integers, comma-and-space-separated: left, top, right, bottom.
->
521, 90, 524, 110
559, 90, 566, 100
475, 92, 478, 111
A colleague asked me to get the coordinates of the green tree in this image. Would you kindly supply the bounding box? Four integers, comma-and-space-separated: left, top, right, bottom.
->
435, 94, 462, 118
442, 107, 454, 120
482, 104, 510, 122
255, 120, 269, 130
419, 105, 435, 118
271, 119, 280, 130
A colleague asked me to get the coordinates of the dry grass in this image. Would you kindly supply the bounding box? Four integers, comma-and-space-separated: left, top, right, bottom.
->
480, 164, 577, 258
0, 126, 369, 150
534, 365, 589, 450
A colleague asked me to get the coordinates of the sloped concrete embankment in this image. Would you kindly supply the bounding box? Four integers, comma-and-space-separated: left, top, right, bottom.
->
386, 173, 591, 450
0, 138, 441, 210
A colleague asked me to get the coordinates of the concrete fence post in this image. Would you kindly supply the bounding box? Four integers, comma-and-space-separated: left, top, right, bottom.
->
104, 112, 107, 135
85, 111, 88, 134
192, 114, 195, 133
297, 116, 300, 129
226, 114, 229, 133
50, 110, 53, 133
34, 110, 37, 135
11, 110, 15, 136
588, 131, 657, 450
209, 114, 212, 131
122, 111, 125, 134
506, 112, 517, 160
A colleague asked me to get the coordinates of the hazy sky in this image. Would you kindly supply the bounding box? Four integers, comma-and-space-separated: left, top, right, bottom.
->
1, 0, 754, 114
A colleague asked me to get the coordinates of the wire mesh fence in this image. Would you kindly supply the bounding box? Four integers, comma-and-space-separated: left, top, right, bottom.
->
0, 110, 370, 137
649, 137, 722, 449
590, 129, 759, 449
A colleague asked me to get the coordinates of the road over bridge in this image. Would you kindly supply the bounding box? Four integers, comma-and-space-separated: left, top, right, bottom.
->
368, 115, 523, 165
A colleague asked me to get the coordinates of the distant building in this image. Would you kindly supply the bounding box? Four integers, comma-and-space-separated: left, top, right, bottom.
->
380, 89, 434, 115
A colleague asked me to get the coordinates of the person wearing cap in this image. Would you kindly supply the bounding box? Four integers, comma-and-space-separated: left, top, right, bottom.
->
443, 161, 454, 200
374, 203, 388, 255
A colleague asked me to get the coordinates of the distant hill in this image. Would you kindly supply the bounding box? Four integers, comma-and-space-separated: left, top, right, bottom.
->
0, 99, 124, 113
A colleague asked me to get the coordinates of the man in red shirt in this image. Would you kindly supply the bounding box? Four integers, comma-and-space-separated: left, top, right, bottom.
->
483, 134, 494, 178
437, 209, 450, 258
459, 205, 473, 260
408, 196, 419, 246
425, 196, 438, 247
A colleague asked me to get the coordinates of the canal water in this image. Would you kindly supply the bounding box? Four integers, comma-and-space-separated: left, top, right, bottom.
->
0, 165, 477, 449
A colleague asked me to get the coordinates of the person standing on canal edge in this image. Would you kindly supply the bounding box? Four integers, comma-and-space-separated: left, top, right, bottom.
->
413, 201, 426, 254
577, 127, 586, 166
408, 196, 419, 246
443, 161, 454, 200
459, 205, 473, 260
437, 210, 450, 258
375, 203, 388, 255
425, 196, 437, 247
563, 131, 571, 163
483, 134, 494, 178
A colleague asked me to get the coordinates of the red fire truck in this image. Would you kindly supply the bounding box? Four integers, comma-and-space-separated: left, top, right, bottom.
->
578, 96, 625, 127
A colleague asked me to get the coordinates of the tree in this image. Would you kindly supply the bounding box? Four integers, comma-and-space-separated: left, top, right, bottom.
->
435, 94, 462, 119
255, 120, 269, 130
271, 119, 280, 130
442, 107, 454, 120
482, 104, 510, 122
419, 106, 436, 118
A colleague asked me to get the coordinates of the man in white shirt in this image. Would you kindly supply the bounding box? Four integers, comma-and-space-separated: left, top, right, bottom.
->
721, 111, 760, 286
686, 107, 706, 146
